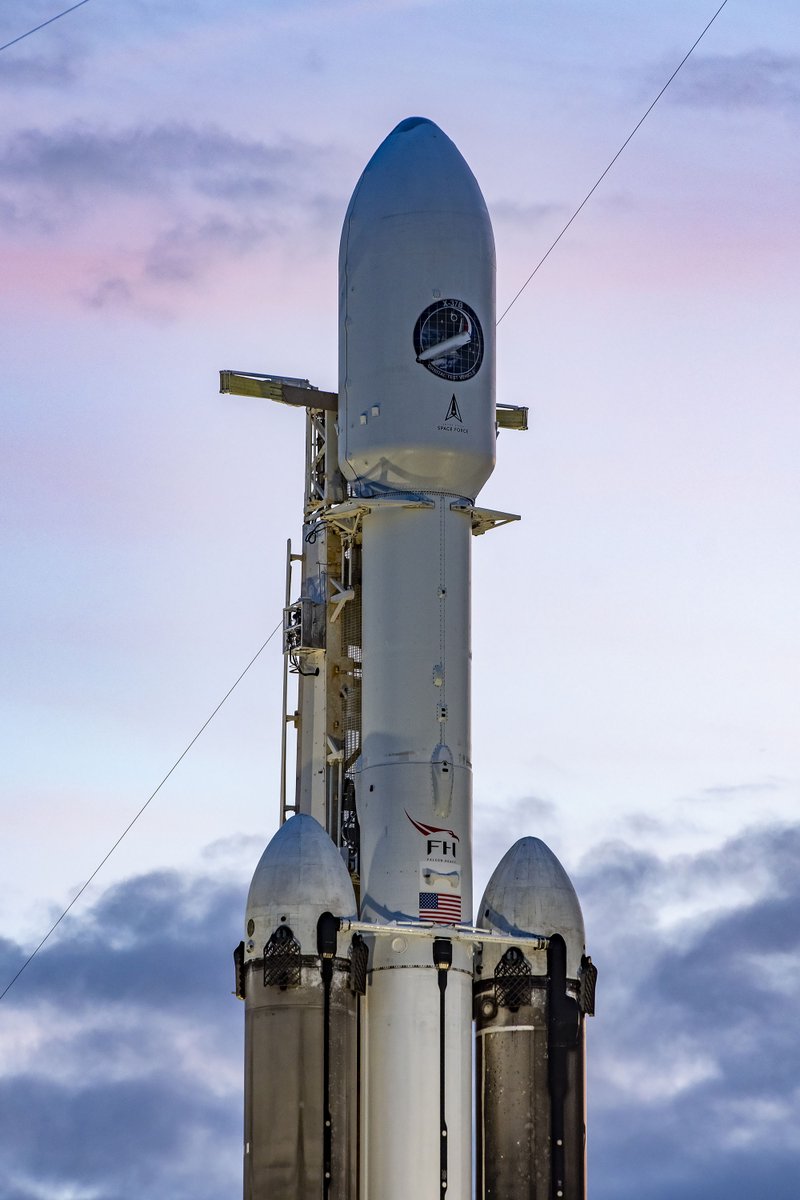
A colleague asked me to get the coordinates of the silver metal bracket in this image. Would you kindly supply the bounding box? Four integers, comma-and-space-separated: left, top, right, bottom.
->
450, 502, 521, 536
339, 918, 548, 952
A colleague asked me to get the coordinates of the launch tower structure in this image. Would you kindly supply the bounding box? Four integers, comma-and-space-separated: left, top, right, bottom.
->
223, 117, 596, 1200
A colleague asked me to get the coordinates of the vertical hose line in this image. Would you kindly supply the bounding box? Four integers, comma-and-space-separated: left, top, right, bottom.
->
317, 913, 341, 1199
546, 935, 580, 1200
433, 938, 453, 1196
322, 954, 333, 1198
350, 932, 367, 1200
355, 991, 362, 1200
438, 971, 447, 1195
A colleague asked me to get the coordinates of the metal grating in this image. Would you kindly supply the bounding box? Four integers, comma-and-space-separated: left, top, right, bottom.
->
263, 926, 302, 990
349, 935, 368, 996
306, 408, 327, 511
494, 946, 534, 1010
340, 540, 362, 875
342, 540, 363, 769
579, 954, 598, 1016
233, 941, 246, 1000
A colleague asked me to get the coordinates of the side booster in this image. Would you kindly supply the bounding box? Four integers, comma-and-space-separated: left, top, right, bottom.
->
228, 117, 595, 1200
474, 838, 597, 1200
237, 815, 360, 1199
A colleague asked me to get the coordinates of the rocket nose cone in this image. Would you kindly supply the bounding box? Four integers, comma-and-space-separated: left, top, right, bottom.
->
390, 115, 436, 134
344, 115, 491, 223
479, 837, 585, 977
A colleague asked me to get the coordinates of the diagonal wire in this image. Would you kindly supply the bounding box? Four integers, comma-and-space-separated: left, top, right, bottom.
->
0, 620, 282, 1002
0, 0, 94, 55
497, 0, 730, 325
0, 0, 93, 56
0, 0, 94, 56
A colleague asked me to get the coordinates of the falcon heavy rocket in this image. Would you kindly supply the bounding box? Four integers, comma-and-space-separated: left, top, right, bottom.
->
225, 116, 597, 1200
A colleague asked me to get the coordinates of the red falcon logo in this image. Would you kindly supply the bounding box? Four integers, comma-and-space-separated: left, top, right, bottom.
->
405, 811, 460, 842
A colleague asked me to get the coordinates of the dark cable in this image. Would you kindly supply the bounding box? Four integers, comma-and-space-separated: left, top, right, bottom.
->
0, 0, 93, 56
0, 620, 282, 1002
433, 938, 452, 1196
497, 0, 730, 325
317, 912, 341, 1197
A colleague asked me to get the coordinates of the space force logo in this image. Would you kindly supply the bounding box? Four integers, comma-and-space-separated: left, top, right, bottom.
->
445, 394, 463, 422
413, 298, 484, 381
438, 392, 468, 434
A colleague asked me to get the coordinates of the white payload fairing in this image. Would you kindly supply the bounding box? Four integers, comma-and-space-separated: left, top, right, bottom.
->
225, 117, 596, 1200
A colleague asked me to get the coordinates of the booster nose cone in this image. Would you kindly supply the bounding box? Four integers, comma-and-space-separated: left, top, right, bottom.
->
479, 837, 586, 979
242, 816, 359, 1200
338, 116, 496, 497
245, 813, 357, 954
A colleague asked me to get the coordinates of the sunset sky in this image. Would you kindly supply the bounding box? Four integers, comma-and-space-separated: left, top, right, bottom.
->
1, 2, 798, 1197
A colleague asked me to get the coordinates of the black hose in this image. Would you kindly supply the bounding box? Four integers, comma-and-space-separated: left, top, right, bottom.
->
433, 938, 453, 1196
317, 912, 341, 1199
547, 935, 580, 1200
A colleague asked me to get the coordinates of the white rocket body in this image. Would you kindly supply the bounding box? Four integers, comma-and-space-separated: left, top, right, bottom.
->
235, 117, 594, 1200
339, 117, 495, 1200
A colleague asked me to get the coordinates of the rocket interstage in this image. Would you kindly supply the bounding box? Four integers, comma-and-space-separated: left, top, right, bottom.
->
229, 116, 596, 1200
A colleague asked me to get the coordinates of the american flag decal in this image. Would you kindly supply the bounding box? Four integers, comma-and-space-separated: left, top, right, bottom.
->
419, 892, 462, 924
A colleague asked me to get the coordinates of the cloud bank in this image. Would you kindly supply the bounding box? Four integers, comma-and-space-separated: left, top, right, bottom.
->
0, 870, 244, 1200
671, 50, 800, 112
0, 122, 334, 308
1, 819, 798, 1198
579, 821, 800, 1198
